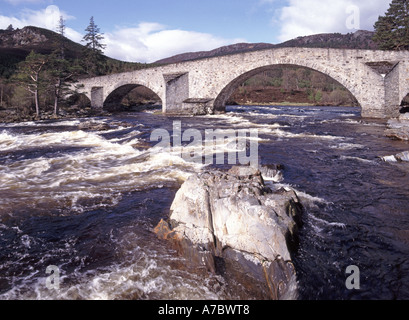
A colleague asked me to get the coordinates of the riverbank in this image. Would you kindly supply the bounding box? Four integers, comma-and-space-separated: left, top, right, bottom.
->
228, 86, 358, 108
0, 103, 161, 124
0, 107, 111, 124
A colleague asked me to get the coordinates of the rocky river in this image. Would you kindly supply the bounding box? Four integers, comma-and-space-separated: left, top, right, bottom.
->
0, 105, 409, 300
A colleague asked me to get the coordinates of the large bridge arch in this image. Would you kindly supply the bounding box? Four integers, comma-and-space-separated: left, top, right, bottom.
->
103, 82, 162, 111
211, 60, 373, 115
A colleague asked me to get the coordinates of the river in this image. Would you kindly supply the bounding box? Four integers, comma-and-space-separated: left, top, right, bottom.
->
0, 105, 408, 300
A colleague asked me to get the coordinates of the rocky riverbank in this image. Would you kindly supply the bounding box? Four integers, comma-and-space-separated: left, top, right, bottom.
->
0, 106, 110, 123
154, 166, 303, 300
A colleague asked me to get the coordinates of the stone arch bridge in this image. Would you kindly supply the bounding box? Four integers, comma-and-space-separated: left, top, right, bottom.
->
75, 47, 409, 118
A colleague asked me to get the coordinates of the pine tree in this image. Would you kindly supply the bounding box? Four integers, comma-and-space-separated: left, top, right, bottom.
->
374, 0, 409, 50
82, 17, 107, 75
13, 51, 47, 118
46, 54, 82, 117
83, 17, 106, 53
56, 16, 66, 59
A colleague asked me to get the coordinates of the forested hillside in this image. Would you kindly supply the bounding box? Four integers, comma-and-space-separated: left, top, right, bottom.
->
0, 25, 155, 122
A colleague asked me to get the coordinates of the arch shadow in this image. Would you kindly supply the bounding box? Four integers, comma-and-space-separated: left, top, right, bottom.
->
66, 93, 91, 109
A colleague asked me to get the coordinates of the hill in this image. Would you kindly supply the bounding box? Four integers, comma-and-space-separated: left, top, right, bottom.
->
0, 26, 151, 78
154, 43, 276, 65
277, 30, 377, 50
155, 30, 378, 65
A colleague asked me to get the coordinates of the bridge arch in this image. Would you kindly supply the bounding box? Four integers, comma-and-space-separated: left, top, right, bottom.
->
103, 82, 162, 111
213, 63, 362, 113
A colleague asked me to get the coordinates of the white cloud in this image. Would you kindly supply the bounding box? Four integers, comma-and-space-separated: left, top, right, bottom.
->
104, 23, 245, 63
0, 5, 80, 35
274, 0, 391, 42
0, 5, 83, 44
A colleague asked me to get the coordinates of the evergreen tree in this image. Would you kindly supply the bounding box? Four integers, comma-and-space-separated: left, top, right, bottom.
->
374, 0, 409, 50
83, 16, 106, 53
46, 53, 82, 117
82, 17, 107, 75
13, 51, 47, 118
56, 16, 66, 59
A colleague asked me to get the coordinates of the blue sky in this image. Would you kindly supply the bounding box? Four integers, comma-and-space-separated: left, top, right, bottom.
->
0, 0, 391, 63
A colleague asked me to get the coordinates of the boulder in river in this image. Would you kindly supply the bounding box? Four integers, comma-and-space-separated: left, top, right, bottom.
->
381, 151, 409, 163
154, 166, 303, 300
78, 121, 112, 131
385, 114, 409, 141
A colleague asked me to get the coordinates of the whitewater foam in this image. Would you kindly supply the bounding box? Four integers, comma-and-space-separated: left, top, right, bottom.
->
0, 128, 207, 215
340, 156, 378, 165
270, 128, 344, 140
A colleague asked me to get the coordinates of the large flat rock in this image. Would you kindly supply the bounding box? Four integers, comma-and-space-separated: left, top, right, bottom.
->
154, 166, 303, 300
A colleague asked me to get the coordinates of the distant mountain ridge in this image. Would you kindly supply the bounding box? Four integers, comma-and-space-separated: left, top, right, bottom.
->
155, 30, 378, 64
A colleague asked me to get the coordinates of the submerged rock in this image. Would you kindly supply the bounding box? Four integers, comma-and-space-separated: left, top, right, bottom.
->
154, 166, 303, 300
78, 121, 112, 131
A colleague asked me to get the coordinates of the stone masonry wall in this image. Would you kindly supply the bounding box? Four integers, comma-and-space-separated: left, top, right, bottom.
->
76, 48, 409, 119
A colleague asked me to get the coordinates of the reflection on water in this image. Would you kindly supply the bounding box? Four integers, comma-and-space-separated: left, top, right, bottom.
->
0, 105, 409, 300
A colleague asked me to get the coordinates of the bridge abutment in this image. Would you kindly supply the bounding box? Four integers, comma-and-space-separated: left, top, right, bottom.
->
90, 87, 104, 109
163, 73, 189, 114
383, 62, 402, 118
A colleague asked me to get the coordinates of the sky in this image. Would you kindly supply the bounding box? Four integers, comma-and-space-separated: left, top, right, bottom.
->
0, 0, 392, 63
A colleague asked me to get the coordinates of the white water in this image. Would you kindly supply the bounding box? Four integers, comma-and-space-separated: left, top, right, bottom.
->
0, 126, 205, 216
3, 106, 409, 301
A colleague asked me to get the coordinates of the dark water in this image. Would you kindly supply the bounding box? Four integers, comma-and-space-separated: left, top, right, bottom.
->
0, 105, 408, 300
